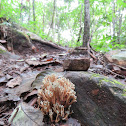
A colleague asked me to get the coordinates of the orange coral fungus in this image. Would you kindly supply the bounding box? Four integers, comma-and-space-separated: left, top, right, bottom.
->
37, 74, 77, 123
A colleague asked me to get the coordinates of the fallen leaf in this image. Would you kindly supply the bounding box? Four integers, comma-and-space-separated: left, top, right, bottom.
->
3, 71, 40, 101
30, 57, 37, 61
16, 59, 24, 62
25, 58, 56, 66
6, 74, 13, 80
6, 76, 22, 88
46, 58, 53, 62
40, 53, 48, 59
58, 53, 67, 56
0, 77, 7, 83
9, 102, 44, 126
24, 89, 38, 100
0, 39, 6, 43
0, 120, 5, 125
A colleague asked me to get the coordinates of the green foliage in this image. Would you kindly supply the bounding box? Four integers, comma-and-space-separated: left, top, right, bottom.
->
0, 0, 125, 52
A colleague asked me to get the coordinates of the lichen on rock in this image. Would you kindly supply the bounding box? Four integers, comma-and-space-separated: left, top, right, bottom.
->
37, 74, 77, 123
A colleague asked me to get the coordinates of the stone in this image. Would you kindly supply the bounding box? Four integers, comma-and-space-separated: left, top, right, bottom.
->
0, 44, 20, 60
63, 47, 90, 71
65, 71, 126, 126
104, 50, 126, 68
70, 47, 88, 55
63, 58, 90, 71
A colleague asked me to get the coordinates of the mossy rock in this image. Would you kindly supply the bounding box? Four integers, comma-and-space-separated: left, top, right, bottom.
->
65, 71, 126, 126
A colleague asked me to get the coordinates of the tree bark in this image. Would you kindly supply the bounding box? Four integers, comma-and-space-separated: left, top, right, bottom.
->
0, 0, 1, 15
117, 8, 122, 43
47, 0, 56, 40
82, 0, 90, 48
77, 4, 83, 46
43, 6, 45, 33
112, 0, 116, 37
28, 0, 31, 23
32, 0, 35, 31
20, 0, 23, 22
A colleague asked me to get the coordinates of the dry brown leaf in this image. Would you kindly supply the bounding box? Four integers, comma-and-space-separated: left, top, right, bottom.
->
25, 58, 56, 66
0, 40, 6, 43
24, 89, 38, 100
6, 76, 22, 88
46, 58, 53, 61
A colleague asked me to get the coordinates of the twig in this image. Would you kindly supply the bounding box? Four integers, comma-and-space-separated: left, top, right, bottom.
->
104, 68, 125, 79
87, 50, 97, 60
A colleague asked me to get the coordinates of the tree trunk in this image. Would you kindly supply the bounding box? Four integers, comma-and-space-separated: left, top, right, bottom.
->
82, 0, 90, 48
112, 0, 116, 37
0, 0, 1, 15
76, 4, 83, 46
57, 17, 60, 44
32, 0, 35, 31
43, 6, 45, 33
28, 0, 31, 23
20, 0, 23, 22
117, 8, 122, 43
47, 0, 56, 39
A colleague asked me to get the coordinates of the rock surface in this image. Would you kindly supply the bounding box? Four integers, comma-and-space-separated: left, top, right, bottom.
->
65, 71, 126, 126
63, 58, 90, 71
0, 44, 20, 60
104, 50, 126, 68
63, 47, 90, 71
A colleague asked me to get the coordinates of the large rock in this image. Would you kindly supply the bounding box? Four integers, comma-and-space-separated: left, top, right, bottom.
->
63, 58, 90, 71
63, 47, 90, 71
0, 44, 20, 59
104, 50, 126, 68
65, 71, 126, 126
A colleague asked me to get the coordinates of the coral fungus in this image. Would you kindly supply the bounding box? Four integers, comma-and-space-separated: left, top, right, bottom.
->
37, 74, 77, 123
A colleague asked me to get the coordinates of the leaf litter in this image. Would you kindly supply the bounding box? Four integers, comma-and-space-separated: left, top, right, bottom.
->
0, 42, 126, 126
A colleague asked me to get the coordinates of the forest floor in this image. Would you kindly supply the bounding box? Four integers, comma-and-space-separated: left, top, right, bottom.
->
0, 40, 126, 126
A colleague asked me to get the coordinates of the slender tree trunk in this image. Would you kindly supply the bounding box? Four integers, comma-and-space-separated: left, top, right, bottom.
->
82, 0, 90, 48
32, 0, 35, 31
112, 0, 115, 37
77, 27, 82, 46
20, 0, 23, 22
77, 4, 83, 46
43, 6, 45, 33
0, 0, 1, 15
47, 0, 56, 39
28, 0, 30, 23
110, 23, 112, 39
117, 8, 122, 43
58, 27, 60, 44
57, 17, 60, 44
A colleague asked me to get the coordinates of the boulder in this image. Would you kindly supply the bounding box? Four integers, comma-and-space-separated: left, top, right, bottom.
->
104, 50, 126, 68
0, 44, 20, 59
63, 58, 90, 71
65, 71, 126, 126
63, 47, 90, 71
